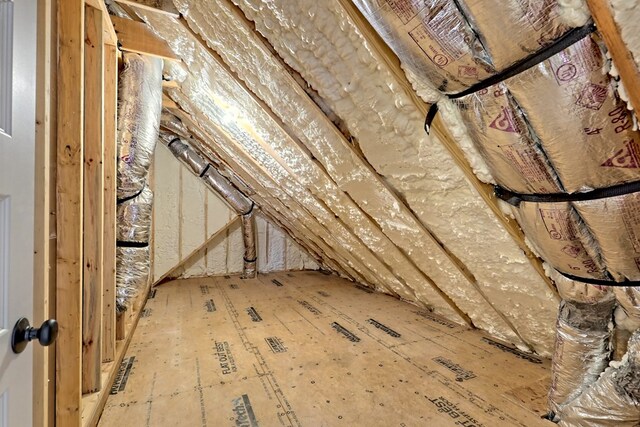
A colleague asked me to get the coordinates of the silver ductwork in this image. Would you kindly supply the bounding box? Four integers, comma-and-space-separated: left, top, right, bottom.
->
559, 329, 640, 426
353, 1, 639, 422
160, 128, 257, 278
548, 296, 615, 415
116, 53, 163, 312
117, 185, 154, 244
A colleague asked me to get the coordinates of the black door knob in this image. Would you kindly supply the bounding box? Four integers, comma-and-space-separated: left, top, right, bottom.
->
11, 317, 58, 354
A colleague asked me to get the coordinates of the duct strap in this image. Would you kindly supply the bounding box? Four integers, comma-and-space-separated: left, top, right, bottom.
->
116, 186, 144, 205
424, 23, 596, 133
199, 163, 212, 178
117, 241, 150, 248
243, 256, 258, 263
558, 271, 640, 288
494, 181, 640, 207
242, 202, 255, 216
167, 137, 180, 148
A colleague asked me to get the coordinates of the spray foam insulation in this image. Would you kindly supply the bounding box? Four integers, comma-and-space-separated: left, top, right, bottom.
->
134, 0, 559, 355
151, 143, 319, 280
99, 272, 552, 427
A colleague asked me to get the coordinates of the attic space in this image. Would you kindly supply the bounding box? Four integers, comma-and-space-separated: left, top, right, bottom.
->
20, 0, 640, 426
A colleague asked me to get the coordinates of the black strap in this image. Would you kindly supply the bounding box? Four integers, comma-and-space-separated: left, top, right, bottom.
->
242, 202, 255, 216
558, 271, 640, 287
495, 180, 640, 207
199, 163, 212, 178
167, 137, 180, 147
424, 103, 439, 134
117, 187, 144, 205
243, 256, 257, 263
117, 240, 149, 248
424, 23, 596, 133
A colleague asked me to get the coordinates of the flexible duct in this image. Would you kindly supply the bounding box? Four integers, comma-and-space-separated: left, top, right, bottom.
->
115, 53, 163, 311
559, 329, 640, 426
117, 53, 163, 199
160, 131, 257, 278
548, 297, 615, 416
117, 185, 153, 244
354, 1, 639, 421
352, 0, 573, 98
116, 185, 154, 312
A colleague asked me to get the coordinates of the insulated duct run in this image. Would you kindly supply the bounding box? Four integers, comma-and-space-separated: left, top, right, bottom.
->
116, 53, 163, 311
548, 295, 615, 415
559, 329, 640, 426
159, 129, 257, 278
353, 1, 639, 422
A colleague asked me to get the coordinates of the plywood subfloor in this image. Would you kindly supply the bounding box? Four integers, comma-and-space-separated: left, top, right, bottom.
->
98, 271, 554, 427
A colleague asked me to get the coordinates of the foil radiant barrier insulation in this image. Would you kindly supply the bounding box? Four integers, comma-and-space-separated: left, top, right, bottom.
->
351, 0, 492, 94
549, 298, 615, 415
573, 193, 640, 281
455, 0, 569, 71
456, 34, 640, 194
615, 286, 640, 330
506, 34, 640, 193
117, 53, 163, 199
241, 211, 257, 279
352, 0, 570, 95
551, 268, 613, 305
455, 83, 563, 194
559, 330, 640, 426
116, 246, 150, 313
513, 202, 607, 280
116, 185, 153, 243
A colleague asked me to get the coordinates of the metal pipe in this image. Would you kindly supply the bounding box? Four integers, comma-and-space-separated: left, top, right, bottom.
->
160, 130, 257, 278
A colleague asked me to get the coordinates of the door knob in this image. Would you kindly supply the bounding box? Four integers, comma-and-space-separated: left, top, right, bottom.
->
11, 317, 58, 354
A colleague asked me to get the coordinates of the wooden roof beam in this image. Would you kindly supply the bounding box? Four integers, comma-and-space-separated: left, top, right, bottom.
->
84, 0, 118, 45
586, 0, 640, 115
110, 15, 178, 61
114, 0, 179, 18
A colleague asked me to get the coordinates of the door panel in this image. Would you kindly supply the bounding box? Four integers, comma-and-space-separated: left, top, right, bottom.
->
0, 0, 38, 425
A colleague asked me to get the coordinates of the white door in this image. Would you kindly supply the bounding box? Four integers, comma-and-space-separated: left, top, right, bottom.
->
0, 0, 38, 425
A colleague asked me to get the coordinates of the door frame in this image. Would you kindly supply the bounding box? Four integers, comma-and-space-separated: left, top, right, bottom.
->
34, 0, 56, 425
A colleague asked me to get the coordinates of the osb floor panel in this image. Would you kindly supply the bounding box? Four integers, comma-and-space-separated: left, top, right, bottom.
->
99, 271, 554, 427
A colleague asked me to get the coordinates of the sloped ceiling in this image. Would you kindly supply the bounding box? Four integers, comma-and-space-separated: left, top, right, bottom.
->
122, 0, 562, 356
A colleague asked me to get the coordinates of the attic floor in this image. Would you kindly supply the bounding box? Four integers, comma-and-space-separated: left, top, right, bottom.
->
98, 271, 554, 427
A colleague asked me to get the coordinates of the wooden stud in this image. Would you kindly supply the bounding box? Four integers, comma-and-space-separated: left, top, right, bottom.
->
110, 15, 179, 61
116, 311, 126, 341
35, 0, 55, 425
162, 79, 180, 89
114, 0, 180, 17
586, 0, 640, 115
82, 283, 152, 427
84, 0, 118, 46
162, 92, 179, 109
56, 0, 84, 424
47, 2, 59, 424
102, 43, 118, 363
154, 216, 241, 285
82, 4, 104, 395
